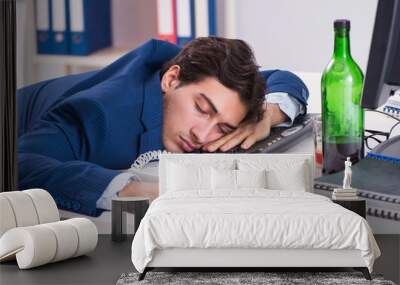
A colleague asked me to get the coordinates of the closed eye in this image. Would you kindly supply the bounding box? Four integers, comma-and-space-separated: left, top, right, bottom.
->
195, 103, 208, 114
218, 124, 233, 135
218, 126, 229, 135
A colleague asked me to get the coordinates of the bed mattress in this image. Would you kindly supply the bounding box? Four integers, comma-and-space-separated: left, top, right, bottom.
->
131, 190, 380, 273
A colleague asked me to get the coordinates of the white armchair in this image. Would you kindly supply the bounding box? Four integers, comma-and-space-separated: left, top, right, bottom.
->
0, 189, 98, 269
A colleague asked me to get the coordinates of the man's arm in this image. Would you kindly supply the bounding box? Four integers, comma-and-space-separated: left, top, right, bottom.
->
202, 70, 308, 152
262, 69, 309, 109
202, 99, 290, 152
96, 172, 161, 210
19, 152, 121, 216
18, 94, 122, 216
97, 164, 162, 210
118, 181, 159, 202
96, 173, 139, 210
266, 92, 305, 127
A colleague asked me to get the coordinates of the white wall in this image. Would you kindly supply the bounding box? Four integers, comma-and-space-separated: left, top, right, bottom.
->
111, 0, 157, 48
232, 0, 378, 73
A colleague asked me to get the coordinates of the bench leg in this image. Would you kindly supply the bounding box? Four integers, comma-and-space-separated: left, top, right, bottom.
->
138, 268, 148, 281
354, 267, 371, 280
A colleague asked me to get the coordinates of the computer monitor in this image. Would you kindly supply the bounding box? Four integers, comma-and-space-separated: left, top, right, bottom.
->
361, 0, 400, 109
362, 0, 400, 157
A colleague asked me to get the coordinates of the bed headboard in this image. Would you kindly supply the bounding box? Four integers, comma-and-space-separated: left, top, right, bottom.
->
159, 153, 314, 195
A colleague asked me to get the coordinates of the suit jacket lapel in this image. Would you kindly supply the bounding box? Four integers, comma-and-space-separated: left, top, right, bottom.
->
139, 70, 164, 155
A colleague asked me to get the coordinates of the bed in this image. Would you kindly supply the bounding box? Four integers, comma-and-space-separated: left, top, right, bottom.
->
130, 153, 381, 280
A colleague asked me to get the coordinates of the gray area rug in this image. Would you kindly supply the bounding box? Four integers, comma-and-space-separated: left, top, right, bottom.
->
117, 271, 396, 285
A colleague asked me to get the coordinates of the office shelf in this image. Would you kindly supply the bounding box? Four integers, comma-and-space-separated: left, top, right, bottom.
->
33, 46, 133, 69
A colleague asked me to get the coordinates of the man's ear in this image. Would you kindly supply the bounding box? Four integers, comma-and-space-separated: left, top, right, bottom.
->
161, 65, 181, 93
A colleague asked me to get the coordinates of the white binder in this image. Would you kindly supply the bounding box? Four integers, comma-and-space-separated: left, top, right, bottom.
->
35, 0, 52, 53
50, 0, 69, 54
176, 0, 195, 46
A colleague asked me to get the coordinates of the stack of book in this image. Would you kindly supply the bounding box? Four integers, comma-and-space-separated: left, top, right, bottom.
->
332, 188, 358, 200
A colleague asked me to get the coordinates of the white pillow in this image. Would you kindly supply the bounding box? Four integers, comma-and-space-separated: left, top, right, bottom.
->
211, 168, 236, 190
236, 169, 267, 188
237, 158, 309, 191
167, 162, 211, 191
211, 168, 268, 190
165, 158, 236, 192
266, 162, 308, 191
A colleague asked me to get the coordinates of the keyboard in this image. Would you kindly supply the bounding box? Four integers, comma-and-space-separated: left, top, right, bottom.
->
226, 114, 313, 154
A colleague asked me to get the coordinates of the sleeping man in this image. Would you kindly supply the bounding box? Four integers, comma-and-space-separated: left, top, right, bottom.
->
17, 37, 309, 216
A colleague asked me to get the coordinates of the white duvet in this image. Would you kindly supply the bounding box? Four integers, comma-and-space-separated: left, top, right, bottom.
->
131, 190, 380, 273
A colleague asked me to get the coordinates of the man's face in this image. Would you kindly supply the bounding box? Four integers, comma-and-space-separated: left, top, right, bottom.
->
161, 66, 247, 153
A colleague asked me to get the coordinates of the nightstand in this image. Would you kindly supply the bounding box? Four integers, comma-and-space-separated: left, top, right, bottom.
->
332, 199, 366, 218
112, 197, 149, 242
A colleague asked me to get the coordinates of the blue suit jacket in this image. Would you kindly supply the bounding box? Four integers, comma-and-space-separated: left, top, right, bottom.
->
17, 39, 309, 216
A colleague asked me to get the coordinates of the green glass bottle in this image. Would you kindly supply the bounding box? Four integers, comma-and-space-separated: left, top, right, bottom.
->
321, 19, 364, 174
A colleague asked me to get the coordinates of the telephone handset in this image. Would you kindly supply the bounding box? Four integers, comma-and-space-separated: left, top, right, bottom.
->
130, 150, 171, 169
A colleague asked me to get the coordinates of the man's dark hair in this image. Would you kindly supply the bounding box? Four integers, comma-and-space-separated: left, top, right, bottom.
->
161, 37, 266, 123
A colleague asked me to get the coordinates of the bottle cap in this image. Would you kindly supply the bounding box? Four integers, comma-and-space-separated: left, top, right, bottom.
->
334, 19, 351, 30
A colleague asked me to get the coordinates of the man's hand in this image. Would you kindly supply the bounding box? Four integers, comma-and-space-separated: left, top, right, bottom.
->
118, 181, 159, 202
202, 103, 289, 152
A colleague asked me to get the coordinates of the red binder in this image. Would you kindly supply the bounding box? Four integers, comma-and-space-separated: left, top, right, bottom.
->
157, 0, 177, 44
